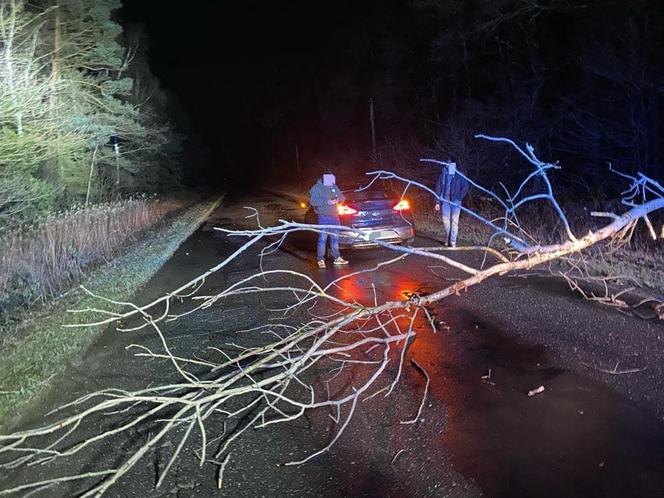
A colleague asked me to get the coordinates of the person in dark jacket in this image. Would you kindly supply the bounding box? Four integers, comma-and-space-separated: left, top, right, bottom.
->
309, 173, 349, 268
434, 158, 470, 247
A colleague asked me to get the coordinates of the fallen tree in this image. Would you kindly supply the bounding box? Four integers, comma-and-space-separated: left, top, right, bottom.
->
0, 136, 662, 496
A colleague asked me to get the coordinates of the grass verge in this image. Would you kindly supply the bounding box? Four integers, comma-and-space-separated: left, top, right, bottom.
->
0, 198, 184, 317
0, 197, 222, 429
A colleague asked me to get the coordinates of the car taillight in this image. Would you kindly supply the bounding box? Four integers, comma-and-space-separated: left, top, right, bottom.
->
337, 204, 357, 216
393, 199, 410, 211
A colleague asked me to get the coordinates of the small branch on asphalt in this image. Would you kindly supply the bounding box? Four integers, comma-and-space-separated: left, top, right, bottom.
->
391, 449, 407, 465
217, 453, 232, 490
410, 244, 510, 263
400, 359, 430, 425
581, 361, 648, 375
481, 369, 495, 386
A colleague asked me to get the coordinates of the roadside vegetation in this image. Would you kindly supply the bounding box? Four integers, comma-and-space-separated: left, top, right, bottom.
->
0, 0, 182, 230
0, 0, 211, 428
0, 198, 221, 428
0, 197, 183, 320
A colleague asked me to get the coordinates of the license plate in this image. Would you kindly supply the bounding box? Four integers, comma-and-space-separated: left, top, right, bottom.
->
369, 229, 400, 240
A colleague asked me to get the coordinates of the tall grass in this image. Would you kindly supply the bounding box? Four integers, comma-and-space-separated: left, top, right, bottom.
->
0, 197, 184, 314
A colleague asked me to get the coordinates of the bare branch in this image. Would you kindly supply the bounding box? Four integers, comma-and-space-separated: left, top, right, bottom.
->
1, 135, 661, 496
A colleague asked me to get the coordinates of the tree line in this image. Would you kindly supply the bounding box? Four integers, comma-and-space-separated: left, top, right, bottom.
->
238, 0, 662, 197
0, 0, 181, 228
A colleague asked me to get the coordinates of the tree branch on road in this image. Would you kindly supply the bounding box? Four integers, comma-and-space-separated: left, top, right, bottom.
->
0, 136, 662, 496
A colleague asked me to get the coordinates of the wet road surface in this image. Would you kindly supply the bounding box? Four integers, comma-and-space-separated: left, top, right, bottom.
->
2, 194, 664, 497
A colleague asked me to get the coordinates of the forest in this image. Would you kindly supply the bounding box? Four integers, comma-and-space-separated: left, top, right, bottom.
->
0, 0, 180, 229
4, 0, 664, 219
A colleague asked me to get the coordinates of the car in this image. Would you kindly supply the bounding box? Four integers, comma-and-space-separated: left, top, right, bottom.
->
304, 186, 415, 248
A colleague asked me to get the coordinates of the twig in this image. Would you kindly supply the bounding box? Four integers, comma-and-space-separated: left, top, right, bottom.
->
581, 361, 647, 375
400, 360, 430, 425
217, 453, 232, 490
391, 449, 406, 465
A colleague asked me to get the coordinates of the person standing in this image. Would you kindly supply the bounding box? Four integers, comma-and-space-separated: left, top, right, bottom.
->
309, 173, 350, 268
434, 158, 470, 247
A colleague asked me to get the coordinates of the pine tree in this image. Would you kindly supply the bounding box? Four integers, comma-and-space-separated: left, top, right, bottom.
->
0, 0, 182, 227
0, 0, 81, 223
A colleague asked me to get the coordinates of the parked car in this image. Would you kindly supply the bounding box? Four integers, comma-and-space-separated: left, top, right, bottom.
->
304, 186, 415, 248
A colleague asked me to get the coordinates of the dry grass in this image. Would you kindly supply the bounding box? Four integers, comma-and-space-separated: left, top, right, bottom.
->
0, 198, 222, 428
0, 198, 184, 316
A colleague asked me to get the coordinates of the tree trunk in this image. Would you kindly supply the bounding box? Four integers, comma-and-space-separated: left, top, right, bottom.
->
52, 4, 63, 186
369, 97, 376, 160
85, 146, 98, 208
4, 1, 22, 135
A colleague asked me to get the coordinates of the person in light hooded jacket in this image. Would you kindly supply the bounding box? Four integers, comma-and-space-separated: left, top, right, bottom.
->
434, 157, 470, 247
309, 173, 349, 268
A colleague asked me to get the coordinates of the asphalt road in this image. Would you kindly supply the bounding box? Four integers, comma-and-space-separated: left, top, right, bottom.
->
2, 193, 664, 498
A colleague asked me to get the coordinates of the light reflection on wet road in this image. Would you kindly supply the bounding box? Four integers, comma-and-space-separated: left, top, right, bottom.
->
315, 247, 664, 498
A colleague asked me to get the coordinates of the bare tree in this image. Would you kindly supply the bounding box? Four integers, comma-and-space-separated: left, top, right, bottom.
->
0, 136, 662, 496
558, 5, 664, 179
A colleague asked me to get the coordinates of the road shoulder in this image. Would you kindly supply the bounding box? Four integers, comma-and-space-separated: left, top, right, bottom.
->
0, 197, 222, 430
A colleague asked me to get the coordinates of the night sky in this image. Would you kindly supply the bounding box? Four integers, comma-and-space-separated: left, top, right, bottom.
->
121, 0, 374, 187
122, 0, 664, 193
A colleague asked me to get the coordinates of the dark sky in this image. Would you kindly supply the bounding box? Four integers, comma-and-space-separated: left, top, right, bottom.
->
121, 1, 664, 191
121, 0, 374, 185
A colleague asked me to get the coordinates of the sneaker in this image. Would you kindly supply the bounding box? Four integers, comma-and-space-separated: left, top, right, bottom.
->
317, 259, 326, 269
333, 256, 349, 266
